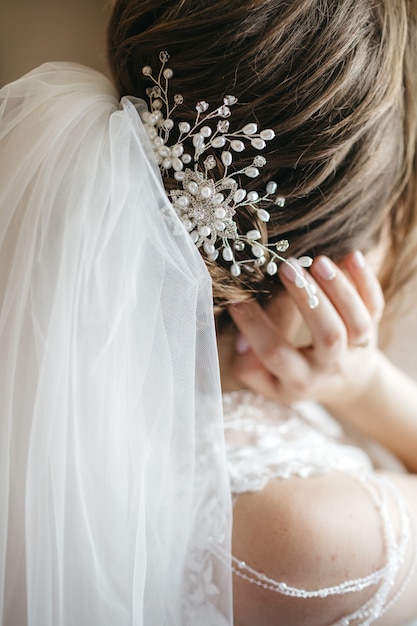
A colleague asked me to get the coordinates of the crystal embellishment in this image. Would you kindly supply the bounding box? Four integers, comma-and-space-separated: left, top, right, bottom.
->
141, 53, 318, 308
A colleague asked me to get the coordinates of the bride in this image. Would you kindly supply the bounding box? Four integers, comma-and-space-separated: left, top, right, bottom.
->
1, 1, 417, 625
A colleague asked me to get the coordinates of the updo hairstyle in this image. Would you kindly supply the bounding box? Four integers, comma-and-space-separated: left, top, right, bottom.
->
108, 0, 417, 316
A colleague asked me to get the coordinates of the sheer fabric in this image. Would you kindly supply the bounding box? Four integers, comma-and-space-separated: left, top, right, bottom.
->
0, 63, 232, 625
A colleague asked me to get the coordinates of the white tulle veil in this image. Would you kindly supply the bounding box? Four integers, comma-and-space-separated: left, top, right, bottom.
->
0, 63, 232, 625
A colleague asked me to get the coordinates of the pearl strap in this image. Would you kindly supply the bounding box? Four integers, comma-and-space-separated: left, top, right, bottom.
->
211, 472, 415, 626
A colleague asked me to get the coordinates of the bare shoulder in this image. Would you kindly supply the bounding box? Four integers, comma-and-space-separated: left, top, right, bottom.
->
232, 471, 417, 626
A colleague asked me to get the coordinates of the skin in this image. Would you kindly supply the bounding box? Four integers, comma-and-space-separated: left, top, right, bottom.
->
218, 252, 417, 625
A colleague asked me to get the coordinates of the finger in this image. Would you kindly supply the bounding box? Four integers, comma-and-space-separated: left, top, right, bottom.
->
342, 251, 385, 322
230, 347, 287, 400
309, 255, 374, 346
279, 258, 350, 361
229, 301, 309, 385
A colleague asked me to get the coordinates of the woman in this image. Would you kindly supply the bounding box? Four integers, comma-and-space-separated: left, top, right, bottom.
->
1, 0, 417, 624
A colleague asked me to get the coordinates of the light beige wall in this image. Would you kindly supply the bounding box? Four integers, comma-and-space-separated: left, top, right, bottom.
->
0, 0, 111, 87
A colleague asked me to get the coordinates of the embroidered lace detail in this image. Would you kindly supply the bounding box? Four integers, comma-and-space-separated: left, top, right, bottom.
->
221, 390, 417, 626
223, 391, 372, 493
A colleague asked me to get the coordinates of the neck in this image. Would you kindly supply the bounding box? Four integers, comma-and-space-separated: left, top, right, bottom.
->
217, 327, 245, 393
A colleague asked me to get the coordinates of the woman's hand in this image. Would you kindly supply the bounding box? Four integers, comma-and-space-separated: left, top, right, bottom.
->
229, 251, 385, 409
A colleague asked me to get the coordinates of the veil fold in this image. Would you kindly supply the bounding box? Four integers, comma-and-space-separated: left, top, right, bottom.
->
0, 63, 232, 625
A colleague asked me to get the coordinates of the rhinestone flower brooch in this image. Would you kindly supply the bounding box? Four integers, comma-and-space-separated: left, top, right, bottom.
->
141, 52, 319, 308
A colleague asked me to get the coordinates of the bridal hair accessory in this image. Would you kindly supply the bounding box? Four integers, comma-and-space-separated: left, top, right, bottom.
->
141, 51, 319, 309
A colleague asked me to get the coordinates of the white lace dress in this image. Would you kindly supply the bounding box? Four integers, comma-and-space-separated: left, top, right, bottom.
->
219, 390, 417, 626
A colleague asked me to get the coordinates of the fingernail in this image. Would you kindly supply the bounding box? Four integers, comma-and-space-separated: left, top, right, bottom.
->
280, 257, 303, 283
352, 250, 366, 269
235, 334, 250, 354
314, 256, 337, 281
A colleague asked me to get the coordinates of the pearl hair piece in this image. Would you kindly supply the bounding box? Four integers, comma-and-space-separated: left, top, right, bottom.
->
141, 51, 319, 309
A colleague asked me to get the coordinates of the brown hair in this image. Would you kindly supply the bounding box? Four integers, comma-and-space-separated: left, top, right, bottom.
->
108, 0, 417, 317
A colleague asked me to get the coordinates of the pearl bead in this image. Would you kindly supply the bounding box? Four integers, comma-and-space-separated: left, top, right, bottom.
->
204, 242, 215, 255
251, 245, 264, 258
257, 209, 270, 222
153, 137, 164, 147
245, 167, 260, 178
207, 250, 219, 261
215, 208, 226, 219
174, 171, 185, 181
214, 220, 226, 231
163, 119, 174, 131
187, 182, 199, 195
266, 261, 278, 275
153, 98, 163, 109
221, 151, 233, 167
231, 264, 241, 277
214, 193, 224, 205
200, 226, 211, 237
190, 230, 199, 244
260, 129, 275, 140
212, 136, 226, 148
142, 65, 152, 76
181, 153, 192, 164
222, 248, 234, 262
178, 122, 191, 133
246, 230, 261, 240
266, 181, 278, 194
177, 196, 189, 208
234, 189, 246, 203
172, 157, 183, 172
309, 295, 320, 309
158, 146, 171, 157
230, 140, 245, 152
251, 138, 266, 150
243, 123, 258, 135
163, 68, 174, 79
298, 256, 313, 268
162, 158, 172, 169
171, 144, 184, 157
193, 133, 204, 148
200, 186, 212, 199
200, 126, 212, 138
247, 191, 259, 202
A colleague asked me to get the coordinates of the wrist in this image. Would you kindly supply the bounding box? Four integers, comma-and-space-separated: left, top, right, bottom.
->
322, 349, 386, 422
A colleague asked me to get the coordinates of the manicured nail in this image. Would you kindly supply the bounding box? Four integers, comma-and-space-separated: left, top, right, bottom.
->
314, 256, 337, 281
235, 334, 250, 354
352, 250, 366, 269
280, 257, 303, 283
